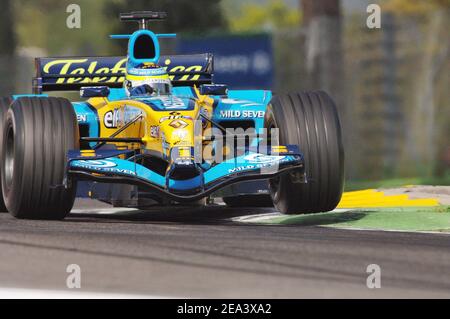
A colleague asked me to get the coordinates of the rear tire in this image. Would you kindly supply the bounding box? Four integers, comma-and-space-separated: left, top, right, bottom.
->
0, 96, 12, 212
265, 91, 344, 214
1, 97, 79, 220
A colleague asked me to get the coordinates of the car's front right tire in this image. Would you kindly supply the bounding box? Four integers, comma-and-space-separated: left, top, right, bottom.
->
0, 96, 12, 213
265, 91, 345, 214
1, 97, 79, 220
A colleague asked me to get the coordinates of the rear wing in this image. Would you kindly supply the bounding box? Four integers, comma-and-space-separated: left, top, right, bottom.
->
33, 54, 213, 93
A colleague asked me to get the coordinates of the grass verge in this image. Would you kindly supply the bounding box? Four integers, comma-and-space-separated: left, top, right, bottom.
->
259, 206, 450, 232
344, 175, 450, 191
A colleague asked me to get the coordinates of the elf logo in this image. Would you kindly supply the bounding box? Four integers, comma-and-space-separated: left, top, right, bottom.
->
159, 111, 193, 123
104, 109, 120, 128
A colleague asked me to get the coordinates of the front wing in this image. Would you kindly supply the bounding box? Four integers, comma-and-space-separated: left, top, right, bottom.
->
67, 147, 304, 202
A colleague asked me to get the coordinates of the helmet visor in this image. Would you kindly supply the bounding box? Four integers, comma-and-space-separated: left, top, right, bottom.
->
148, 82, 171, 95
126, 78, 172, 96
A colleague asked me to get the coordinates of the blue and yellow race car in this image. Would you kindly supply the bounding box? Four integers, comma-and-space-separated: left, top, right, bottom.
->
0, 12, 344, 220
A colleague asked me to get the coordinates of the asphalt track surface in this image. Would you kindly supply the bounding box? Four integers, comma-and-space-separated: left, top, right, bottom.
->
0, 199, 450, 298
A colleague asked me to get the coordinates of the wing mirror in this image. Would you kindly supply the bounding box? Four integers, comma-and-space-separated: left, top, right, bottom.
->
199, 84, 228, 96
80, 86, 110, 98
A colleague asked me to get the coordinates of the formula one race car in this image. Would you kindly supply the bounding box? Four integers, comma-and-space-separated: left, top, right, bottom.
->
0, 12, 344, 220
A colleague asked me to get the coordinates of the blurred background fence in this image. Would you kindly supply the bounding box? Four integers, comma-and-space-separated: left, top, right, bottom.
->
0, 0, 448, 185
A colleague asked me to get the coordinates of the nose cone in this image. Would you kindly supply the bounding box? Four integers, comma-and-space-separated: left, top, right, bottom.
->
166, 146, 204, 194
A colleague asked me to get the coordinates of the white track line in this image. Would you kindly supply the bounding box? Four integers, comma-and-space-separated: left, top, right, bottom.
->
0, 287, 177, 299
231, 209, 352, 223
231, 212, 283, 223
323, 225, 450, 235
71, 208, 138, 215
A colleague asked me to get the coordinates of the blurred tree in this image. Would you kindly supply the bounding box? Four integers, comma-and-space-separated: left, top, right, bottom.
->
301, 0, 344, 110
302, 0, 341, 24
14, 0, 64, 52
301, 0, 351, 175
380, 0, 449, 176
0, 0, 15, 56
14, 0, 114, 55
301, 0, 342, 90
225, 0, 301, 32
385, 1, 450, 176
383, 0, 450, 14
0, 0, 16, 94
106, 0, 227, 54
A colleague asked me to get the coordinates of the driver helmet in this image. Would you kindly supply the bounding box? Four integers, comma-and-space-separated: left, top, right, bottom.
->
124, 62, 172, 96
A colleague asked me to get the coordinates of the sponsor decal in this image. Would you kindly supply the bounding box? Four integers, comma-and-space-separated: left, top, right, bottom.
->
158, 96, 186, 109
172, 129, 191, 146
174, 159, 194, 166
219, 110, 265, 119
76, 160, 117, 168
159, 111, 193, 123
178, 147, 191, 158
228, 162, 281, 174
41, 58, 205, 85
42, 58, 127, 85
73, 160, 136, 176
173, 140, 191, 146
227, 154, 290, 174
103, 106, 143, 129
77, 114, 87, 123
139, 97, 194, 111
169, 119, 188, 129
123, 105, 143, 123
172, 129, 188, 140
104, 109, 120, 128
141, 62, 158, 69
227, 164, 267, 174
150, 125, 160, 138
228, 165, 256, 173
244, 153, 285, 164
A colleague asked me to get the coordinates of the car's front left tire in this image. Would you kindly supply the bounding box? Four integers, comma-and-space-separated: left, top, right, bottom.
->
1, 97, 79, 220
